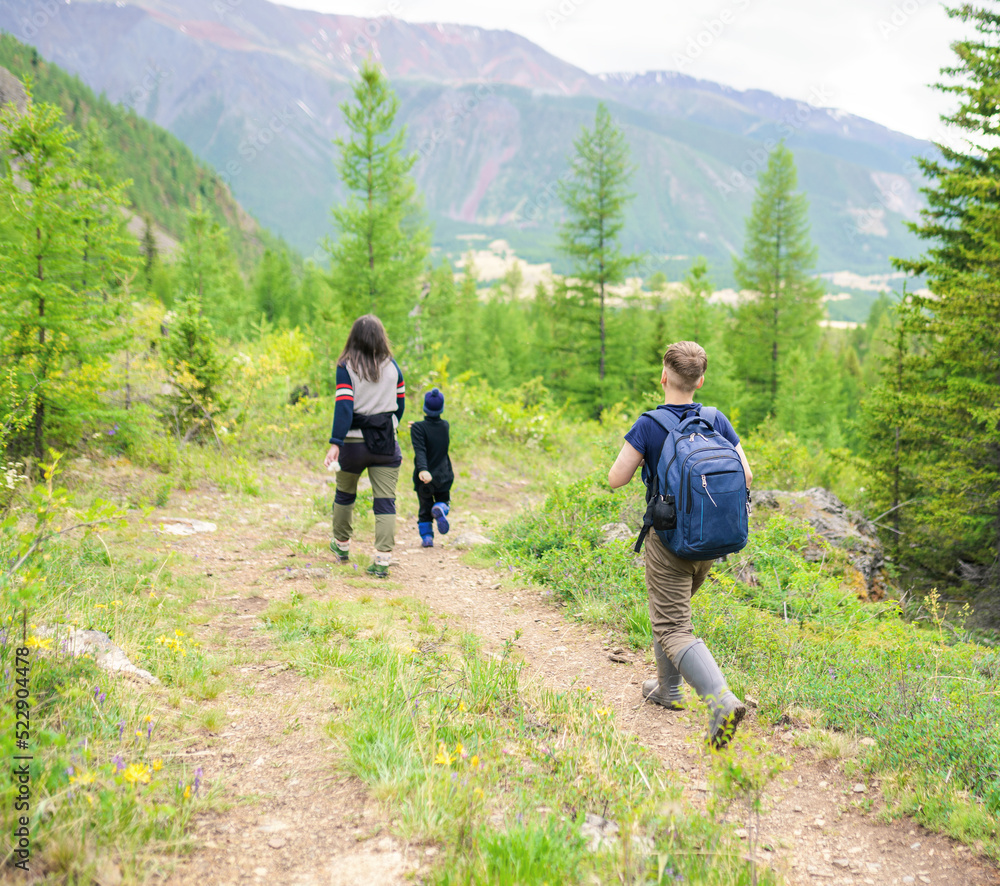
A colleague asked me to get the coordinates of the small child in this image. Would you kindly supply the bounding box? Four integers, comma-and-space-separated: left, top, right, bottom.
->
410, 388, 454, 547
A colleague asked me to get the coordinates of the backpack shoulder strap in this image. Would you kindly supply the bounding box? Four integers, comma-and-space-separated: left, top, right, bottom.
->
642, 408, 682, 434
699, 406, 717, 428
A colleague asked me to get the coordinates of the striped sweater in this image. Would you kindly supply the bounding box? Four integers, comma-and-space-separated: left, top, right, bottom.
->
329, 359, 405, 445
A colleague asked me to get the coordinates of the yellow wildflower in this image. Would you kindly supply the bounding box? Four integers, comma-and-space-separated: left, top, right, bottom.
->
174, 629, 185, 638
183, 784, 192, 800
470, 756, 480, 769
155, 635, 167, 645
122, 763, 151, 785
69, 770, 96, 786
25, 636, 53, 650
473, 787, 484, 799
458, 700, 467, 712
112, 600, 122, 606
454, 741, 464, 756
152, 759, 163, 772
94, 604, 107, 611
595, 707, 612, 719
85, 794, 94, 806
433, 743, 454, 767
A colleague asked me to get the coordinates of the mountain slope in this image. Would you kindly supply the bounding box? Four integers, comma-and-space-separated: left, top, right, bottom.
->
0, 32, 264, 261
0, 0, 929, 283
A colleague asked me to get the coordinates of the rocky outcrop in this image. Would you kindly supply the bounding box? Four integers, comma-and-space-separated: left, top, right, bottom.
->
750, 488, 890, 600
35, 627, 160, 685
0, 66, 27, 113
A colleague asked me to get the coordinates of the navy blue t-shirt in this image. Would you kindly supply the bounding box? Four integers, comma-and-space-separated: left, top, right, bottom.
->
624, 403, 740, 486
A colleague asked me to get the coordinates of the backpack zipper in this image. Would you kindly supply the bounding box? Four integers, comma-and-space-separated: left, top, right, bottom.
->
702, 475, 717, 506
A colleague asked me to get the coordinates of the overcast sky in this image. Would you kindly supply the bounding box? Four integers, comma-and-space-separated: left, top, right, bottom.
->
280, 0, 969, 142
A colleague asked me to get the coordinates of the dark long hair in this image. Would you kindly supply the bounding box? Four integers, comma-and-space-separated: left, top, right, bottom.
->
338, 314, 393, 382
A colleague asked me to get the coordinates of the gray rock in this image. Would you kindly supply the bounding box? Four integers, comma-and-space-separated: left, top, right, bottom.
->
580, 812, 619, 851
159, 518, 217, 536
746, 488, 890, 599
0, 66, 27, 113
600, 522, 634, 543
35, 627, 160, 685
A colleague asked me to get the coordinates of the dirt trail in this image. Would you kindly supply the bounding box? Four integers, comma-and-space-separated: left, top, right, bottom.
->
151, 466, 999, 886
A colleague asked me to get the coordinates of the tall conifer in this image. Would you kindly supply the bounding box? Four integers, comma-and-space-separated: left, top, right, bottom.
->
892, 4, 1000, 582
732, 144, 824, 427
326, 60, 430, 338
557, 102, 637, 415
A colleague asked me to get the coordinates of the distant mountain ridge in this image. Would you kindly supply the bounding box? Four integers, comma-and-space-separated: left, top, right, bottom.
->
0, 0, 931, 284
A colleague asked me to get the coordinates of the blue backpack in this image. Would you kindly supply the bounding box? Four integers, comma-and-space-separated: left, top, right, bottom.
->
633, 406, 751, 559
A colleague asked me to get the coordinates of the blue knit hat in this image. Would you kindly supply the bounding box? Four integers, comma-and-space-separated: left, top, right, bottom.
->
424, 387, 444, 417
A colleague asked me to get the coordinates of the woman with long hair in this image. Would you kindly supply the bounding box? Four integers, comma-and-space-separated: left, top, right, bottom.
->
323, 314, 405, 578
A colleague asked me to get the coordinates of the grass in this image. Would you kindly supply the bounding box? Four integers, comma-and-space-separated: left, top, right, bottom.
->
489, 469, 1000, 861
260, 591, 772, 885
0, 461, 234, 879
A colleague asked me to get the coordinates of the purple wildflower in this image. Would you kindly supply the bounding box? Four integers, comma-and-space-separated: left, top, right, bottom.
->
193, 767, 203, 794
146, 720, 153, 739
112, 754, 125, 773
66, 765, 75, 777
118, 720, 126, 739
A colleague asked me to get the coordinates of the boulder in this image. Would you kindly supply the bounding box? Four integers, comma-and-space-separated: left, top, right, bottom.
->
750, 488, 890, 600
159, 518, 217, 536
35, 627, 160, 684
600, 522, 634, 544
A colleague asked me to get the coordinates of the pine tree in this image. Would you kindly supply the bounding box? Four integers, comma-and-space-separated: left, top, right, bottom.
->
858, 295, 932, 562
890, 5, 1000, 584
252, 248, 297, 324
141, 215, 158, 286
0, 86, 135, 457
557, 102, 637, 413
162, 294, 228, 443
731, 144, 824, 427
326, 60, 430, 338
447, 255, 486, 375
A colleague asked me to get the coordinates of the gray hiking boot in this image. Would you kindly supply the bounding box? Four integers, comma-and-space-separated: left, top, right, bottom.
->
675, 639, 746, 749
641, 638, 684, 710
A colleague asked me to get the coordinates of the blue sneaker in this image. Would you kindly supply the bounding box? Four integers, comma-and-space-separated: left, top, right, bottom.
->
432, 502, 450, 535
421, 536, 434, 547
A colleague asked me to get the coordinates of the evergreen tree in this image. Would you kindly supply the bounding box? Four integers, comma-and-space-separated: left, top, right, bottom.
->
858, 295, 931, 562
174, 200, 244, 329
162, 294, 228, 442
141, 215, 158, 286
326, 60, 430, 338
0, 86, 135, 457
731, 144, 824, 427
557, 102, 637, 413
672, 257, 714, 344
891, 4, 1000, 582
252, 248, 297, 324
447, 256, 486, 375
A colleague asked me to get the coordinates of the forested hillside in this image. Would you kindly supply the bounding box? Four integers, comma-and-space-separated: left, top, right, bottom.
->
0, 33, 265, 263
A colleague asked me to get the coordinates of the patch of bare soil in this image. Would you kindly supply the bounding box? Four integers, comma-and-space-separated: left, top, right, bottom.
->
139, 466, 999, 886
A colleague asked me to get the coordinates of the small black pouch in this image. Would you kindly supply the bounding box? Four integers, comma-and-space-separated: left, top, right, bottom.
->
651, 494, 676, 531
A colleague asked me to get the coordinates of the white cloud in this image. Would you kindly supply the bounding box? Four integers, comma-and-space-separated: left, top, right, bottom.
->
280, 0, 968, 140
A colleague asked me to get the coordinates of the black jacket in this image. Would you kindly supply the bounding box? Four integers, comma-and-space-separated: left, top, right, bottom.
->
411, 417, 453, 487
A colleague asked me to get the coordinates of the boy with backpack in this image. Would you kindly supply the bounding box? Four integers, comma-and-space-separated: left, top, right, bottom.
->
608, 341, 753, 749
410, 387, 454, 547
